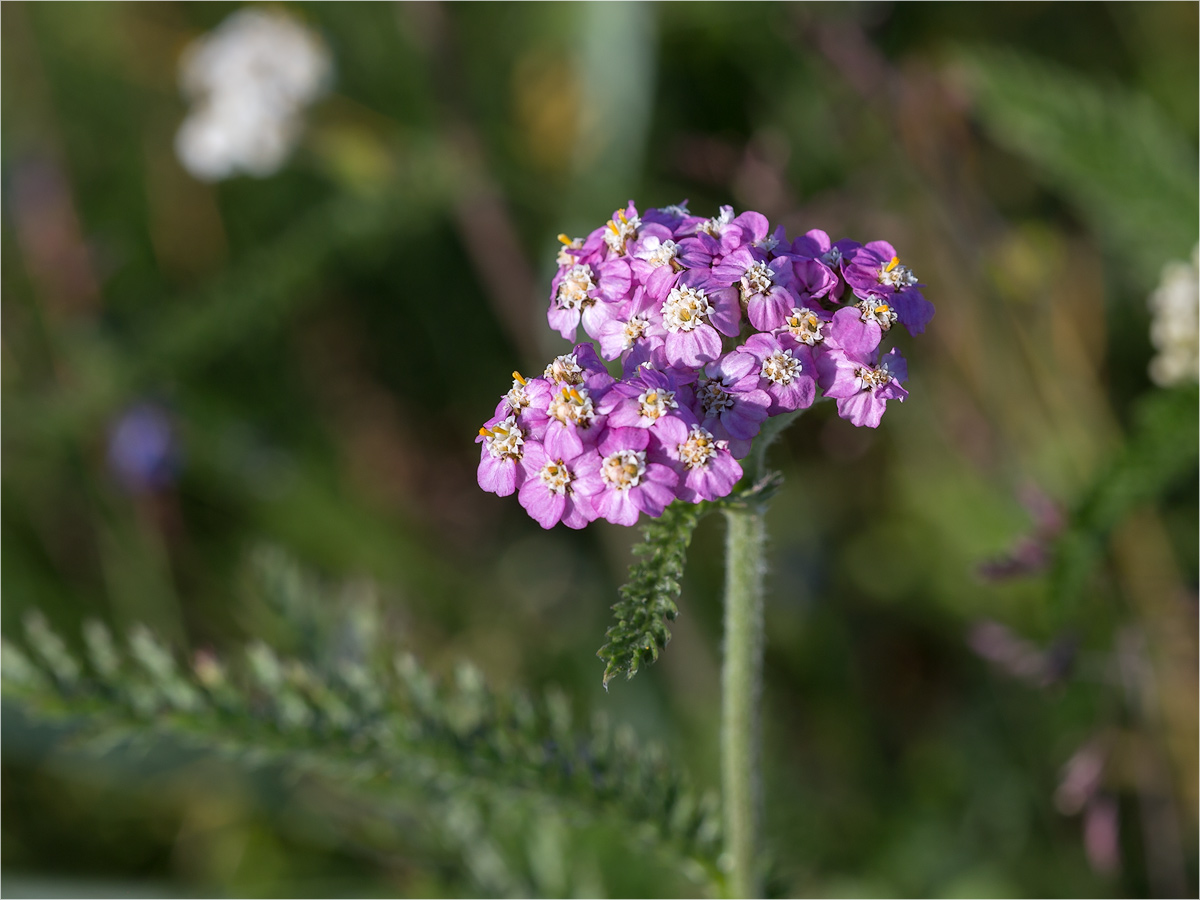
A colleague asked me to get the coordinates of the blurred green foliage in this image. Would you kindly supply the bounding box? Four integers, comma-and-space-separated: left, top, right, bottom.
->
3, 2, 1196, 897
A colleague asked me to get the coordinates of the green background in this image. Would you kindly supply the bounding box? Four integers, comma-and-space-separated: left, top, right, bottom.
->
3, 3, 1196, 896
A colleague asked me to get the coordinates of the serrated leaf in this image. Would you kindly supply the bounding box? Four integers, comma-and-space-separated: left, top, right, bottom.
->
1, 570, 722, 894
958, 46, 1199, 286
597, 500, 713, 686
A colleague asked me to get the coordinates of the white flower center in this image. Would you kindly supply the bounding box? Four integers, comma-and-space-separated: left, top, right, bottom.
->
855, 365, 892, 390
698, 377, 735, 416
821, 247, 843, 266
858, 296, 898, 331
480, 416, 524, 460
600, 449, 646, 491
544, 353, 585, 385
878, 255, 918, 288
546, 386, 595, 427
505, 371, 530, 412
678, 424, 719, 470
555, 234, 583, 268
620, 315, 649, 349
740, 261, 773, 299
637, 388, 677, 421
752, 235, 779, 253
662, 285, 713, 333
784, 307, 824, 345
556, 264, 595, 311
603, 210, 640, 256
642, 237, 679, 268
539, 459, 573, 495
760, 349, 802, 385
699, 206, 734, 238
660, 201, 690, 217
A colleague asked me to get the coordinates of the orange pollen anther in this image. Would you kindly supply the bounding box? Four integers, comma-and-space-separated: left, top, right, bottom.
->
886, 256, 900, 272
557, 233, 573, 245
568, 388, 583, 402
512, 371, 526, 384
479, 426, 493, 437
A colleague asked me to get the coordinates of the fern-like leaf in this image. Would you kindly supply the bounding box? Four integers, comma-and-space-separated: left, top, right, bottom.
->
3, 612, 721, 896
597, 500, 713, 687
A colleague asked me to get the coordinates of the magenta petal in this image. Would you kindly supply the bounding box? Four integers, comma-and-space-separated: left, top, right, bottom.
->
882, 348, 909, 383
478, 454, 519, 496
646, 266, 679, 300
709, 289, 742, 336
721, 398, 768, 440
644, 462, 679, 487
597, 258, 633, 300
666, 327, 721, 368
652, 414, 690, 446
863, 240, 897, 260
545, 422, 584, 460
597, 489, 639, 526
774, 378, 816, 412
828, 308, 881, 359
734, 211, 769, 242
519, 480, 566, 528
747, 289, 793, 331
838, 390, 885, 428
560, 495, 594, 529
599, 426, 649, 455
893, 289, 935, 336
547, 304, 580, 341
819, 354, 861, 399
632, 478, 676, 516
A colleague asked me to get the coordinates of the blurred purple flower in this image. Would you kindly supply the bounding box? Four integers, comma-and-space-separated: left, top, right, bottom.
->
967, 620, 1077, 687
978, 485, 1065, 581
107, 403, 181, 493
1083, 794, 1121, 876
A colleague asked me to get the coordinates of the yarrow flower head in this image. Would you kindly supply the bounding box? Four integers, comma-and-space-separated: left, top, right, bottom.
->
482, 201, 934, 527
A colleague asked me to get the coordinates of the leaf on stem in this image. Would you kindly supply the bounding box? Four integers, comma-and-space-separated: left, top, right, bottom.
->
597, 500, 713, 687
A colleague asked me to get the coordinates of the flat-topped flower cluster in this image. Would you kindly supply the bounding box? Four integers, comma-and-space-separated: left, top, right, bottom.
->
477, 201, 934, 529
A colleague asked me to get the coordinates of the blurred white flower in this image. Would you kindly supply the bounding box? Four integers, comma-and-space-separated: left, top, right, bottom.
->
1147, 245, 1199, 387
174, 7, 332, 182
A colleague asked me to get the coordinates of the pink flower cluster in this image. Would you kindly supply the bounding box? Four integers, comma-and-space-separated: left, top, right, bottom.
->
477, 201, 933, 529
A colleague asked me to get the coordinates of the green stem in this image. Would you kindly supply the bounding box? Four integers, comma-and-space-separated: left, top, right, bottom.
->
722, 499, 766, 898
719, 416, 791, 897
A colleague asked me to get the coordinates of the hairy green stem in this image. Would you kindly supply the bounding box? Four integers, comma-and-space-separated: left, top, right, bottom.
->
719, 418, 789, 897
722, 500, 766, 898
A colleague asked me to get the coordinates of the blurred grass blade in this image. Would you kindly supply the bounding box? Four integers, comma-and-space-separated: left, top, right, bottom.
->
1051, 384, 1199, 613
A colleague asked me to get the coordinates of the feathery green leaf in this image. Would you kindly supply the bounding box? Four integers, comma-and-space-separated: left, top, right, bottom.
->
597, 500, 713, 687
959, 46, 1199, 286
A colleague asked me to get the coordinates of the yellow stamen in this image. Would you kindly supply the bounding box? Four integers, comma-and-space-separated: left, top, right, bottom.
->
886, 256, 900, 272
479, 426, 493, 437
608, 221, 620, 235
618, 210, 628, 224
512, 371, 527, 385
557, 233, 573, 245
568, 387, 583, 402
